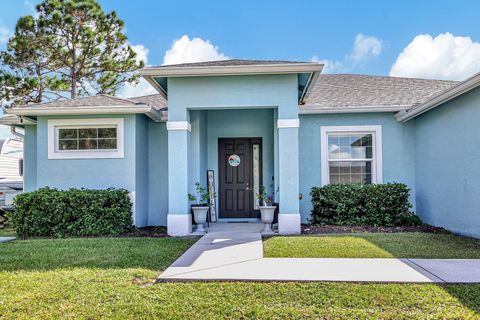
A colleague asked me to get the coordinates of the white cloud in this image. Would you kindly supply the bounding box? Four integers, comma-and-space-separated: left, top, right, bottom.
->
24, 1, 39, 18
312, 33, 382, 73
130, 44, 149, 64
349, 34, 382, 63
311, 56, 347, 73
117, 44, 156, 98
163, 35, 228, 65
390, 33, 480, 81
0, 24, 11, 44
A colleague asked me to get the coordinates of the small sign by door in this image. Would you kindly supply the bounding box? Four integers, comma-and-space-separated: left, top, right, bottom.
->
207, 170, 217, 222
228, 154, 241, 167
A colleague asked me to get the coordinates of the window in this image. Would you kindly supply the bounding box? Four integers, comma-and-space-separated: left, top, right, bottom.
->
48, 118, 124, 159
58, 127, 117, 151
321, 126, 382, 185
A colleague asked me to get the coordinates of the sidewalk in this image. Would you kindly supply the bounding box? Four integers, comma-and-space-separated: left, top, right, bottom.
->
158, 228, 480, 283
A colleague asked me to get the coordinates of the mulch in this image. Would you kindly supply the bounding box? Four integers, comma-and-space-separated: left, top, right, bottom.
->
120, 226, 169, 238
301, 224, 448, 235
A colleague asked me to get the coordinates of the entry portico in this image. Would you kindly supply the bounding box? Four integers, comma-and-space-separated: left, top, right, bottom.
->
140, 61, 323, 236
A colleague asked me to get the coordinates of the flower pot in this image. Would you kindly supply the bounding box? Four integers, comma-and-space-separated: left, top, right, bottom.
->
259, 206, 276, 234
192, 206, 209, 233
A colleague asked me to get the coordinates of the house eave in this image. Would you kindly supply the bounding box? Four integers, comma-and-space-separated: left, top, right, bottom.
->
396, 72, 480, 122
299, 105, 412, 115
6, 105, 166, 122
139, 62, 324, 78
0, 115, 37, 125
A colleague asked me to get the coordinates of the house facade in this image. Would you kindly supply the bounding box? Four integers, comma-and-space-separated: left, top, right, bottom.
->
2, 60, 480, 238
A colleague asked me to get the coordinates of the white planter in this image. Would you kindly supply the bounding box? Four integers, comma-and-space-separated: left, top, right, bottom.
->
259, 206, 276, 234
192, 206, 209, 234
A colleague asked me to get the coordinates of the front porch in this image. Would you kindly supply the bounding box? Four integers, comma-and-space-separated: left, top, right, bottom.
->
166, 107, 301, 236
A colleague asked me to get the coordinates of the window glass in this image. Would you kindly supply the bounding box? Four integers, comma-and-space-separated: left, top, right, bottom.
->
327, 133, 374, 185
253, 144, 260, 210
57, 127, 117, 151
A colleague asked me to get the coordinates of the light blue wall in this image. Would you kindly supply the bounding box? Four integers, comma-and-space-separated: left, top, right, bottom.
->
167, 74, 299, 120
147, 120, 169, 226
31, 114, 153, 227
299, 113, 416, 223
135, 115, 149, 227
23, 125, 37, 192
167, 74, 299, 221
35, 115, 136, 190
415, 87, 480, 238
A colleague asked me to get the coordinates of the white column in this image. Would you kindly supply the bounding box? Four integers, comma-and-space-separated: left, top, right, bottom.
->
277, 119, 301, 234
167, 121, 192, 236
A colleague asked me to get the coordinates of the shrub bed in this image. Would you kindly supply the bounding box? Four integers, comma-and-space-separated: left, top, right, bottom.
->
310, 183, 421, 226
12, 187, 133, 238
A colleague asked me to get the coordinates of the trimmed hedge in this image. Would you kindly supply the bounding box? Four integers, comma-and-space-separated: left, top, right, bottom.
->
12, 187, 133, 238
310, 183, 421, 226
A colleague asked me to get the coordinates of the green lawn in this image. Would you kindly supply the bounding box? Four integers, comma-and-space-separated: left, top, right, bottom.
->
0, 237, 479, 319
263, 233, 480, 259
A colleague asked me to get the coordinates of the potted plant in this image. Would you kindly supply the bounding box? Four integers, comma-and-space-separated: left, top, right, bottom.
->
188, 181, 214, 234
257, 185, 276, 234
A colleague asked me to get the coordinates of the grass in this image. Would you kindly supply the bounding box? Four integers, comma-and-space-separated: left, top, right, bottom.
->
0, 236, 479, 318
263, 233, 480, 258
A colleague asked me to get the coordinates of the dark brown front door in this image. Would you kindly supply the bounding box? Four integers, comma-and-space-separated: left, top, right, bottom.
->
219, 138, 261, 219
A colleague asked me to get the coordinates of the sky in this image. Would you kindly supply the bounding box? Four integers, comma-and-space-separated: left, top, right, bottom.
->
0, 0, 479, 135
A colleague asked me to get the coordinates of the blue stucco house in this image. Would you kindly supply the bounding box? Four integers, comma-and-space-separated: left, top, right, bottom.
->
2, 60, 480, 238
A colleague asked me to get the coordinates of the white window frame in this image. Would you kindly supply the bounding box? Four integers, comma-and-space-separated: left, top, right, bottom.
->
48, 118, 124, 159
320, 125, 382, 185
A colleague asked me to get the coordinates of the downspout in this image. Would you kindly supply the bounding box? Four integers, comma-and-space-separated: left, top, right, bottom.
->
10, 125, 24, 139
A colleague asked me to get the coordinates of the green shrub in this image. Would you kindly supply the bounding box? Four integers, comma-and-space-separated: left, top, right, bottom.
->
12, 187, 133, 238
310, 183, 420, 226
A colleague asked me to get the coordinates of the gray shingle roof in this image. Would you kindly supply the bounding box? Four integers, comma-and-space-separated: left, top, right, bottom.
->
15, 93, 167, 110
128, 94, 167, 110
149, 59, 308, 68
304, 74, 458, 109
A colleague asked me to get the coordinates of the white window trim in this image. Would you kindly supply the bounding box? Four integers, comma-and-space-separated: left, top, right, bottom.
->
48, 118, 124, 159
320, 125, 382, 185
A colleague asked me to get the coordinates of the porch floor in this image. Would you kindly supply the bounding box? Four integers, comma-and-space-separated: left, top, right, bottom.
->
159, 223, 480, 283
205, 222, 264, 233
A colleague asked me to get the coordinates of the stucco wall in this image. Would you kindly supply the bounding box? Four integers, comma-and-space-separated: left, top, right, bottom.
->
147, 120, 169, 226
206, 109, 275, 220
30, 114, 154, 227
23, 125, 37, 192
299, 112, 416, 223
415, 87, 480, 238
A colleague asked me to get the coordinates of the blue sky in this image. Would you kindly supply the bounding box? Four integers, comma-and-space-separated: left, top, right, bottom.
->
1, 0, 479, 77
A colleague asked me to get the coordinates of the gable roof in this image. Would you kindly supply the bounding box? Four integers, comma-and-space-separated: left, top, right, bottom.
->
13, 94, 167, 110
396, 71, 480, 122
147, 59, 309, 69
301, 74, 458, 114
5, 93, 166, 122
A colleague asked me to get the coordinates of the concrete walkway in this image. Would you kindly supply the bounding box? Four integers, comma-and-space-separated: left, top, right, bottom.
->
0, 237, 15, 243
159, 224, 480, 283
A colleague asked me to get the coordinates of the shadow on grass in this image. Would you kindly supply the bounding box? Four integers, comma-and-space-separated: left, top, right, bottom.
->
0, 237, 195, 272
442, 284, 480, 314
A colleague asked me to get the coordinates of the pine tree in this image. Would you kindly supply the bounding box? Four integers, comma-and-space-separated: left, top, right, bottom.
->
0, 0, 144, 106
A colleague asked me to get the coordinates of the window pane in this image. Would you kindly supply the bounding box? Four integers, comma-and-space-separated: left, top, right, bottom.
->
328, 133, 373, 160
252, 144, 260, 209
79, 128, 97, 139
329, 161, 373, 185
59, 129, 77, 139
59, 139, 78, 150
98, 139, 117, 150
98, 127, 117, 138
79, 139, 98, 150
